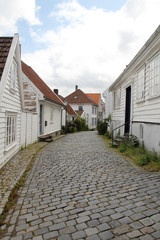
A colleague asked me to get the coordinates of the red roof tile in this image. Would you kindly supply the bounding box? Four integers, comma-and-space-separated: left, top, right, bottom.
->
65, 89, 97, 106
22, 61, 64, 106
67, 104, 77, 116
58, 95, 77, 116
75, 110, 84, 116
86, 93, 101, 105
0, 37, 13, 80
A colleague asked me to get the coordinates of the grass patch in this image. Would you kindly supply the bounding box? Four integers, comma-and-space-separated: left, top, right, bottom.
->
100, 135, 160, 172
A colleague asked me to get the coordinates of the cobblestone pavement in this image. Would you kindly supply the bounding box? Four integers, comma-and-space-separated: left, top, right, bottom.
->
0, 142, 48, 215
1, 131, 160, 240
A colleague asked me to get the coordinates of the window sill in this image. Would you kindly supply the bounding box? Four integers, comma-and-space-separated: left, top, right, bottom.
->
5, 142, 17, 153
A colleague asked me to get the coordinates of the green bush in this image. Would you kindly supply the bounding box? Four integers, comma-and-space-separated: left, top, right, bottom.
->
119, 143, 127, 153
105, 130, 111, 139
74, 116, 89, 131
129, 135, 140, 147
67, 121, 77, 133
64, 116, 89, 134
61, 125, 66, 134
97, 120, 108, 135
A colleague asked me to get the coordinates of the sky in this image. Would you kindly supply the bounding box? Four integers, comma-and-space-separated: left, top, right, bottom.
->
0, 0, 160, 97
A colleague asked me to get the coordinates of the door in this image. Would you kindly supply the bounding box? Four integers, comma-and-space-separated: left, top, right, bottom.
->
40, 104, 43, 134
124, 86, 131, 134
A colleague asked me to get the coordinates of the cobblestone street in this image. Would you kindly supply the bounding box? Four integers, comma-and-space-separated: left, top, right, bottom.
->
1, 131, 160, 240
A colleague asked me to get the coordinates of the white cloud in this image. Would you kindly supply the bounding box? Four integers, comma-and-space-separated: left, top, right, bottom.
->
0, 0, 40, 35
22, 0, 160, 96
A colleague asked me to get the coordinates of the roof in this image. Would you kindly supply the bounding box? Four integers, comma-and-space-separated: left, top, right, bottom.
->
67, 104, 77, 116
86, 93, 101, 105
58, 95, 77, 116
0, 37, 13, 80
65, 89, 98, 106
75, 110, 84, 116
22, 61, 64, 106
109, 25, 160, 91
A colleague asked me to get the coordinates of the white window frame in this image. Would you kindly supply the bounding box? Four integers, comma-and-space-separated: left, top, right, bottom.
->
5, 113, 17, 150
149, 54, 160, 98
10, 59, 17, 91
136, 68, 145, 102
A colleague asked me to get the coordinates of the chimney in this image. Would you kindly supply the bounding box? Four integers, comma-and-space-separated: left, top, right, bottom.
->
54, 89, 58, 95
75, 85, 78, 91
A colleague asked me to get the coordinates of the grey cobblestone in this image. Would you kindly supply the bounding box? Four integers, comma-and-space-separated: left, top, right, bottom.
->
0, 132, 160, 240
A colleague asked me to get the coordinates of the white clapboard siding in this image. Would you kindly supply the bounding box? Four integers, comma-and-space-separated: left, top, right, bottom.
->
133, 61, 160, 123
43, 102, 61, 135
110, 26, 160, 151
112, 86, 125, 122
0, 62, 22, 168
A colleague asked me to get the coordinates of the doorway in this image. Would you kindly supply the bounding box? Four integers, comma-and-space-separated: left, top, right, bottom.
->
124, 86, 131, 134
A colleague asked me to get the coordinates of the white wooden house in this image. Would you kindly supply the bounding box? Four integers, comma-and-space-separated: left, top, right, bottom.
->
65, 86, 98, 129
102, 88, 112, 119
0, 34, 24, 168
57, 91, 77, 123
86, 93, 104, 122
109, 25, 160, 152
21, 61, 65, 141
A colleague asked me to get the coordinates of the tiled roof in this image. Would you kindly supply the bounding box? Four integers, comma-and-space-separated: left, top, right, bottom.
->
65, 89, 97, 105
75, 110, 84, 116
86, 93, 101, 105
22, 61, 64, 106
0, 37, 13, 80
58, 95, 77, 116
67, 104, 77, 116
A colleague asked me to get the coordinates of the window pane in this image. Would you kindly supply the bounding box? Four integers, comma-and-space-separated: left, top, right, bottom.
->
6, 115, 16, 146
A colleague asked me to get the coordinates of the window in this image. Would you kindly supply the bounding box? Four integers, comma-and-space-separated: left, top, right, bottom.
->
50, 108, 54, 122
95, 117, 97, 126
114, 88, 120, 110
92, 107, 97, 115
92, 117, 94, 126
10, 59, 17, 90
78, 106, 83, 110
149, 55, 160, 97
6, 114, 17, 147
137, 68, 145, 101
92, 117, 97, 126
